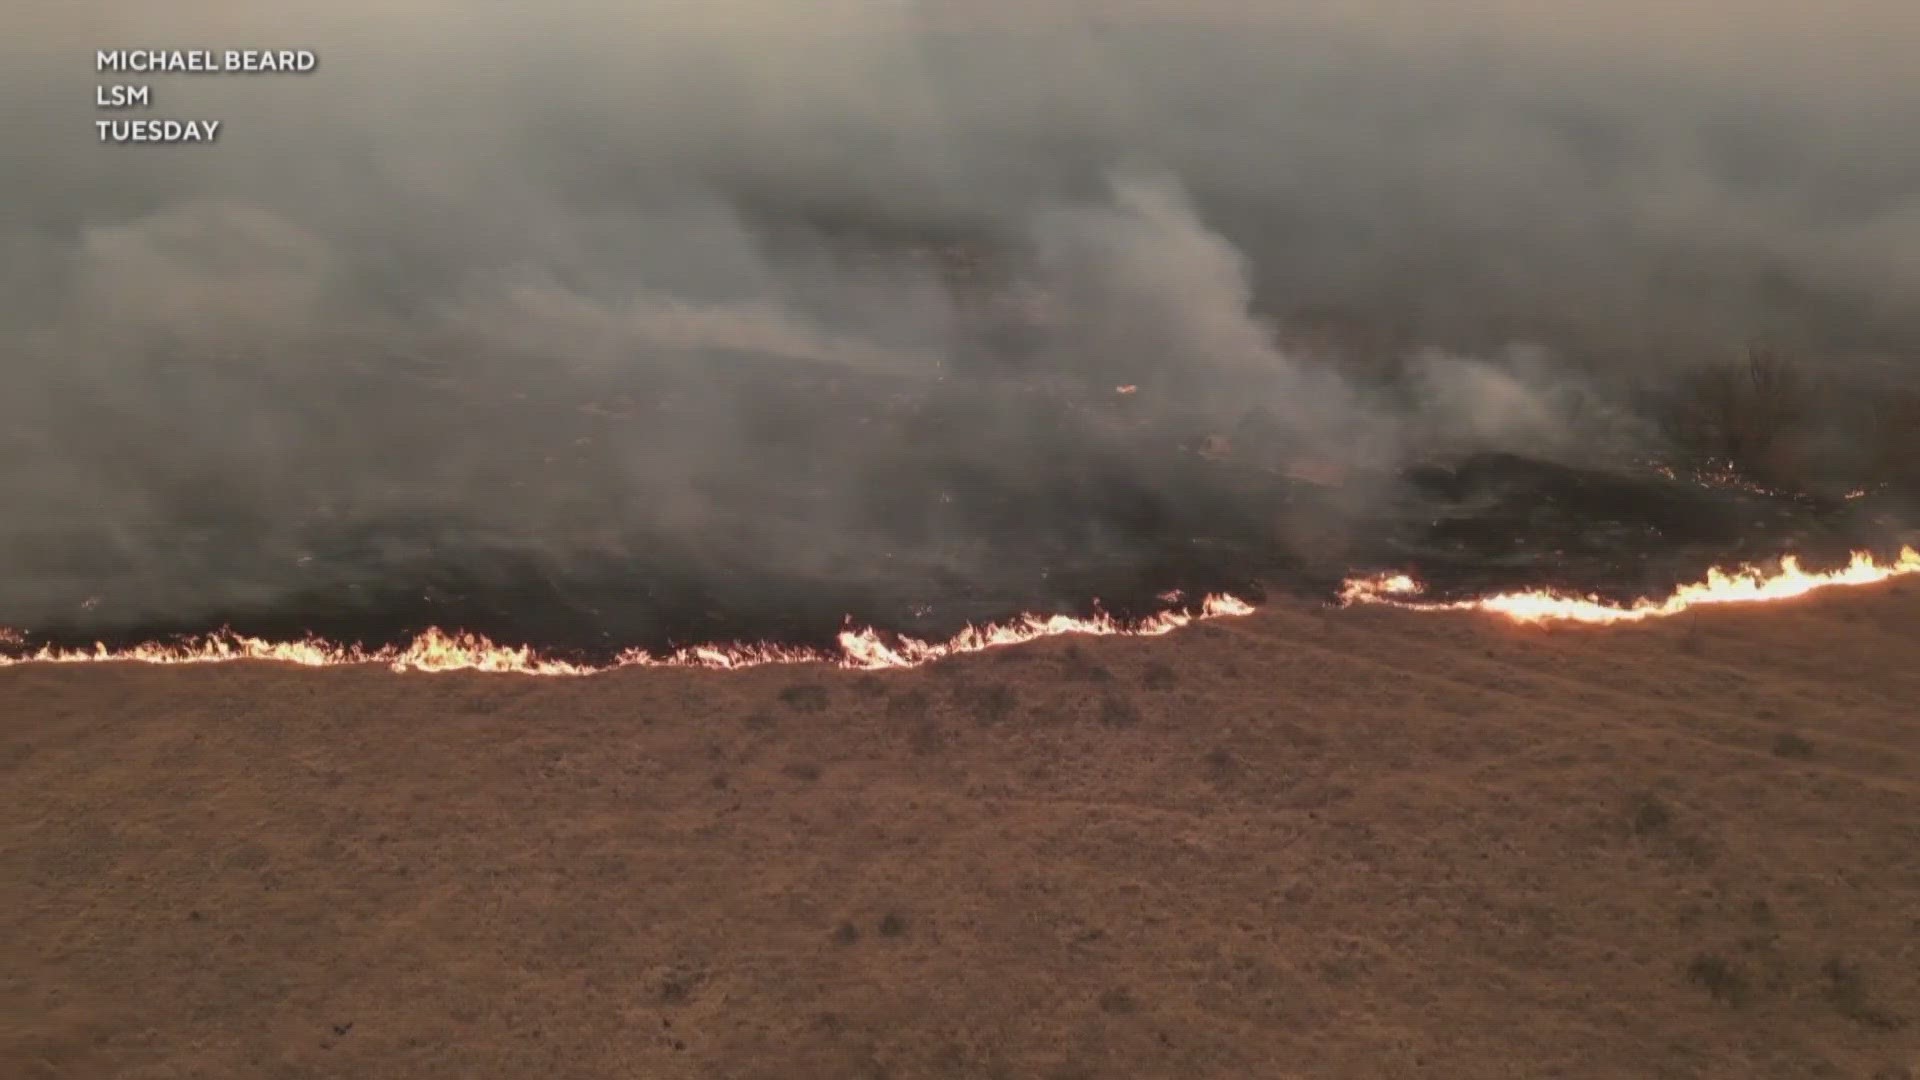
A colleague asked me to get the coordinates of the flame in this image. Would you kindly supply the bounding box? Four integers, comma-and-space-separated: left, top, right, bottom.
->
0, 594, 1254, 675
834, 593, 1253, 668
1340, 547, 1920, 625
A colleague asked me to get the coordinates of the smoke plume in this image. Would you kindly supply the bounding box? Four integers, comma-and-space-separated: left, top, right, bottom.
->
4, 1, 1916, 640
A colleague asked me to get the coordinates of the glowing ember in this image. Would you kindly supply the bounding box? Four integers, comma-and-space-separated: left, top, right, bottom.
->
1340, 547, 1920, 625
0, 594, 1254, 675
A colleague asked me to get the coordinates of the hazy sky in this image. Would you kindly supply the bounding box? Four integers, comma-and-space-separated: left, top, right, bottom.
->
9, 1, 1917, 350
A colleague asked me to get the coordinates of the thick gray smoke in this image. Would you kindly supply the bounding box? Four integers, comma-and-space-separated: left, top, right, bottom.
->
3, 1, 1916, 630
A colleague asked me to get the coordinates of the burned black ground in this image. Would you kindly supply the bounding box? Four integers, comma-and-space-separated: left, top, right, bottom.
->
4, 396, 1910, 659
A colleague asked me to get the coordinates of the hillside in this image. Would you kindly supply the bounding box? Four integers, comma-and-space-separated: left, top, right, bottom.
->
4, 584, 1917, 1078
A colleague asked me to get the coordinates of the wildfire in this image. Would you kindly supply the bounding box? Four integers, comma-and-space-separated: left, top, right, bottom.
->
1340, 547, 1920, 625
0, 594, 1255, 675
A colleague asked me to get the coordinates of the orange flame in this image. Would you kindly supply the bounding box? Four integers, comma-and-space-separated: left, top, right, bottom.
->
1340, 547, 1920, 625
0, 595, 1254, 675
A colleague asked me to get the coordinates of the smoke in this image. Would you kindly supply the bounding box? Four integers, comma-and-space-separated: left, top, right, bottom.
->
3, 1, 1915, 635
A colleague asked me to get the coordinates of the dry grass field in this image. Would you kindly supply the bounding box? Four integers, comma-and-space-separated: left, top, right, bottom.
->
4, 584, 1918, 1079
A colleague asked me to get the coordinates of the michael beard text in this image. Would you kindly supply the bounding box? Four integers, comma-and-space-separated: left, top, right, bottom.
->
96, 50, 318, 73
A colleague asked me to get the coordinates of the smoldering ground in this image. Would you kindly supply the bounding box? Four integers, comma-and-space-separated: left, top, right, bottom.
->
2, 2, 1916, 652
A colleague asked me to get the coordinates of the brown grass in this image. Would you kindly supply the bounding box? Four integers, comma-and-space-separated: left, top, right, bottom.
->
4, 581, 1919, 1078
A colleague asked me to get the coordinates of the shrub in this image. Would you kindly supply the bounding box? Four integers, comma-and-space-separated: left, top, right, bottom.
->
779, 683, 830, 714
1662, 346, 1811, 485
952, 681, 1017, 724
1099, 696, 1142, 728
1686, 953, 1749, 1006
1771, 732, 1815, 759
